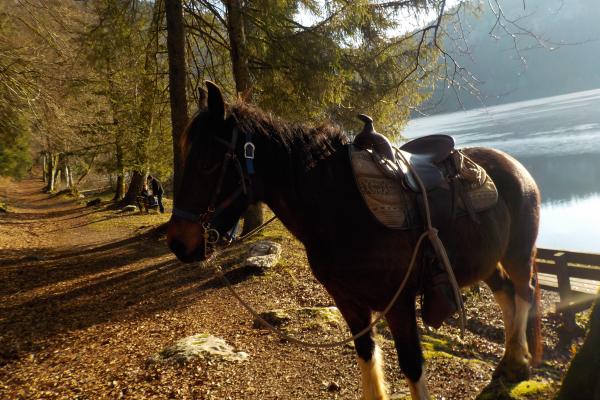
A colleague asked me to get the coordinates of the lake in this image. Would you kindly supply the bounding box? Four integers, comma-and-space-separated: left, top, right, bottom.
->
403, 88, 600, 253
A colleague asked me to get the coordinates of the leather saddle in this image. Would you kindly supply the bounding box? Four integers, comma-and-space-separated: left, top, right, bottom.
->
352, 114, 459, 193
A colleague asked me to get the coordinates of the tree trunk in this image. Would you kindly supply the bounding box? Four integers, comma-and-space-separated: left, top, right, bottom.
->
124, 0, 160, 205
45, 153, 59, 192
226, 0, 251, 95
114, 175, 125, 200
62, 160, 72, 189
241, 203, 264, 235
113, 140, 125, 201
121, 170, 146, 206
54, 169, 62, 190
42, 153, 47, 182
225, 0, 263, 234
165, 0, 188, 194
556, 293, 600, 399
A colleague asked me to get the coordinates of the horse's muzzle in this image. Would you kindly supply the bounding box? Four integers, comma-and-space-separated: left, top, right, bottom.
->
167, 216, 207, 262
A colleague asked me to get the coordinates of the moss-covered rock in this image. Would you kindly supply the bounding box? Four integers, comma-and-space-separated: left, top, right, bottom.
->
476, 379, 553, 400
150, 334, 248, 364
254, 306, 343, 332
243, 240, 282, 271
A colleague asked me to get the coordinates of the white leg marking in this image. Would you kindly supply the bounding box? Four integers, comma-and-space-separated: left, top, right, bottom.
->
407, 371, 431, 400
510, 295, 532, 364
357, 346, 388, 400
492, 289, 515, 350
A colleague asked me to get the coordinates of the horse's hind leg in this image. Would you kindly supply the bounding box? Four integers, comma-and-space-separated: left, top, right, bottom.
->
386, 301, 430, 400
335, 299, 387, 400
491, 249, 539, 381
501, 256, 536, 379
485, 263, 533, 381
485, 264, 515, 351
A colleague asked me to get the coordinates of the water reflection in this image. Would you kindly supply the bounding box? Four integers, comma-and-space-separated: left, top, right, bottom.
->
518, 153, 600, 204
539, 194, 600, 252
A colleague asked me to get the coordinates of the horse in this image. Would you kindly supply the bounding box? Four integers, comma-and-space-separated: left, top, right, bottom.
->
167, 81, 542, 400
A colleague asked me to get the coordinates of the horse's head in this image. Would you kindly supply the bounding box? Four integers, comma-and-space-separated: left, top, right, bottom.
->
167, 81, 255, 262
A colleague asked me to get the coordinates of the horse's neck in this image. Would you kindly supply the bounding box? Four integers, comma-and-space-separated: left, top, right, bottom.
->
254, 130, 346, 243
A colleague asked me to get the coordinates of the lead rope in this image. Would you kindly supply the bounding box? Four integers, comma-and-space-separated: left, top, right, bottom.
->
201, 148, 465, 348
205, 229, 429, 348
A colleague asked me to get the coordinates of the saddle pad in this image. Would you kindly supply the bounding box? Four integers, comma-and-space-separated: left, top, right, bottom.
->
350, 149, 412, 229
459, 174, 498, 212
350, 148, 499, 229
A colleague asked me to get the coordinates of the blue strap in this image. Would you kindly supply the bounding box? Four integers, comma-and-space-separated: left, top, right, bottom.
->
244, 131, 255, 175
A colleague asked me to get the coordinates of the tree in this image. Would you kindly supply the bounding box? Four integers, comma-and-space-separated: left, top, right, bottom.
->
166, 0, 189, 193
224, 0, 264, 234
555, 295, 600, 399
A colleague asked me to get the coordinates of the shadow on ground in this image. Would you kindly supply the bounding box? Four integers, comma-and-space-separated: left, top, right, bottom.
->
0, 225, 259, 365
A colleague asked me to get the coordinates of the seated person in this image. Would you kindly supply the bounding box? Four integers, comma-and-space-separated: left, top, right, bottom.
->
136, 183, 157, 213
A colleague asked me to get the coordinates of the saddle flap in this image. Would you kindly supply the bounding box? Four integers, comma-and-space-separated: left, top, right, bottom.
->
349, 147, 412, 229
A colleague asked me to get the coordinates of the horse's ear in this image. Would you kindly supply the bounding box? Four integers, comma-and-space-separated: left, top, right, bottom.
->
198, 87, 208, 110
205, 80, 225, 120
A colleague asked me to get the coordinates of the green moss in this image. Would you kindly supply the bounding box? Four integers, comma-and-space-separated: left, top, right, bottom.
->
476, 379, 552, 400
423, 349, 455, 359
510, 380, 551, 398
421, 335, 452, 352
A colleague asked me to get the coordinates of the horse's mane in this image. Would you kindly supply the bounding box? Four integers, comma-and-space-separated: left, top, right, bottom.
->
182, 101, 349, 170
230, 102, 348, 170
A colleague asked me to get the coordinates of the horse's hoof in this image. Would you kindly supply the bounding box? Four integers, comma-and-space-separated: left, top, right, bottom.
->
492, 359, 530, 382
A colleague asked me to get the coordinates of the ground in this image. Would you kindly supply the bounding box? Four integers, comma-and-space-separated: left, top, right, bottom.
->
0, 177, 580, 399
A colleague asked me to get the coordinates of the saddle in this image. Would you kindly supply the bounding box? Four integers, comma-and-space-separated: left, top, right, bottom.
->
351, 114, 497, 230
350, 114, 499, 328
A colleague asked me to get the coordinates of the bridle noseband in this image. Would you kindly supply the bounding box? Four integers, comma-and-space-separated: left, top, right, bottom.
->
172, 125, 257, 256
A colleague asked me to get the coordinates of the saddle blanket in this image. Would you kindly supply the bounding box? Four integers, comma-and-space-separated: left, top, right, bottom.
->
350, 148, 498, 230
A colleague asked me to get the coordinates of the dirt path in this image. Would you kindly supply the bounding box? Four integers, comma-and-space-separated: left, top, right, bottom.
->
0, 178, 573, 399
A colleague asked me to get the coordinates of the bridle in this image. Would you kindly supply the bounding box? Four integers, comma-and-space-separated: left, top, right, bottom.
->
172, 124, 257, 257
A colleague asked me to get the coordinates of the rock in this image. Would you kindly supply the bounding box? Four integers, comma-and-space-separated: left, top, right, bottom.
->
254, 306, 343, 333
150, 334, 248, 364
243, 240, 282, 270
121, 204, 137, 213
253, 309, 292, 328
327, 381, 341, 392
0, 203, 7, 213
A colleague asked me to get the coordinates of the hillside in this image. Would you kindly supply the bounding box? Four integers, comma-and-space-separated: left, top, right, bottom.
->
424, 0, 600, 113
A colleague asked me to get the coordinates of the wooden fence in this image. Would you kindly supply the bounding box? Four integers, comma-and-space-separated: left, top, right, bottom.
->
536, 248, 600, 330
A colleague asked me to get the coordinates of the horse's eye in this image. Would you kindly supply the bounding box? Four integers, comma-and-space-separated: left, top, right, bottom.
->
198, 141, 222, 175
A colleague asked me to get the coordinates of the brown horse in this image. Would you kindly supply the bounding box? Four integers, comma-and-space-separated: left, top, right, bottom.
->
167, 82, 542, 400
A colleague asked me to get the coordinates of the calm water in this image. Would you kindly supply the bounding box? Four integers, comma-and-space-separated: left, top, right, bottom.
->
403, 88, 600, 253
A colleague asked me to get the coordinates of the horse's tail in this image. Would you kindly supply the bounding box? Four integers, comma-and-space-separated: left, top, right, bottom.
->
527, 256, 543, 366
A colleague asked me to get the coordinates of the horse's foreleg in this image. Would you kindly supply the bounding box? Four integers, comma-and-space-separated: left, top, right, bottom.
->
386, 301, 430, 400
335, 300, 387, 400
358, 344, 387, 400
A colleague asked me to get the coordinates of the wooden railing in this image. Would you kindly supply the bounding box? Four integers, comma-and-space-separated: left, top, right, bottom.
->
536, 248, 600, 330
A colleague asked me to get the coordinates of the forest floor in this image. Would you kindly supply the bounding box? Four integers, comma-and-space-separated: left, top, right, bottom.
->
0, 177, 584, 400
